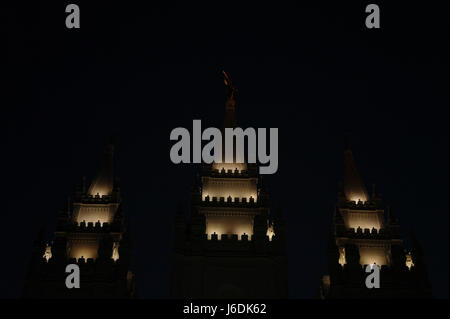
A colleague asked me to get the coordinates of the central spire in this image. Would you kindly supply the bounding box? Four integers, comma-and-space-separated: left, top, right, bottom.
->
213, 70, 246, 171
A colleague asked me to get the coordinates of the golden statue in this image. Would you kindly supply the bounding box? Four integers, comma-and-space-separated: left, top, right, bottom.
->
222, 70, 237, 101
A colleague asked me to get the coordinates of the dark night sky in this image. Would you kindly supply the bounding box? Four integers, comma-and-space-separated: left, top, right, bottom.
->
5, 1, 448, 298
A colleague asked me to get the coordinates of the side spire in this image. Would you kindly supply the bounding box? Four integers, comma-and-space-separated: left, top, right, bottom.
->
88, 137, 115, 196
343, 139, 369, 203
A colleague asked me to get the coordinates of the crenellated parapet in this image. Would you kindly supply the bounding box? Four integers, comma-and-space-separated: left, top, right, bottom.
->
174, 231, 282, 255
202, 164, 258, 178
337, 226, 399, 240
75, 193, 121, 204
65, 220, 123, 233
201, 195, 258, 207
205, 233, 282, 254
340, 199, 383, 210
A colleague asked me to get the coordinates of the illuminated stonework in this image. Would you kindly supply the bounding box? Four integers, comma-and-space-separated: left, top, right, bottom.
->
68, 239, 99, 260
405, 252, 414, 270
266, 224, 275, 241
346, 193, 368, 204
338, 247, 346, 266
336, 244, 389, 267
206, 214, 254, 239
170, 75, 287, 298
43, 244, 52, 261
89, 188, 111, 197
202, 177, 258, 203
73, 202, 119, 224
358, 246, 388, 266
112, 242, 120, 261
340, 209, 384, 231
199, 166, 263, 241
212, 162, 247, 173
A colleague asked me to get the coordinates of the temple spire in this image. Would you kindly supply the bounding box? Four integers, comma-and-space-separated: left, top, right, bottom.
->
88, 137, 115, 196
343, 139, 369, 203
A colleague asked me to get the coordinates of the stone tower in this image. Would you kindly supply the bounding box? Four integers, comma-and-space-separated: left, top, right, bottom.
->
170, 73, 288, 298
319, 143, 432, 298
23, 140, 136, 298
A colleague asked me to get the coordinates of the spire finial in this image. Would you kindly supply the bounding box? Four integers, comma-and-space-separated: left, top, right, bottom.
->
220, 70, 238, 129
222, 70, 237, 103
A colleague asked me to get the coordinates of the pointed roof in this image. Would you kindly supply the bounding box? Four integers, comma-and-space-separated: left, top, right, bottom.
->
88, 138, 115, 196
343, 141, 369, 202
